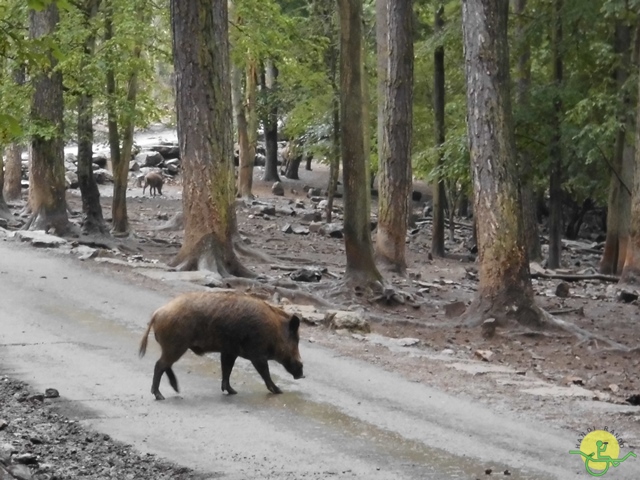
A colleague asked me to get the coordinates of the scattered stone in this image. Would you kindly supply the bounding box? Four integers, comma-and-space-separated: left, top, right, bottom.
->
135, 150, 164, 167
485, 467, 493, 475
281, 223, 309, 235
15, 231, 67, 248
93, 168, 114, 184
0, 420, 6, 431
555, 282, 570, 298
626, 394, 640, 406
319, 223, 344, 238
617, 289, 638, 303
64, 171, 78, 189
129, 160, 141, 172
396, 338, 420, 347
475, 350, 494, 362
12, 454, 37, 465
503, 469, 511, 475
44, 388, 59, 399
307, 187, 323, 197
252, 204, 276, 216
444, 301, 466, 318
441, 348, 455, 355
327, 311, 371, 333
309, 221, 323, 233
6, 464, 32, 480
481, 318, 497, 338
75, 246, 98, 261
271, 182, 285, 196
562, 375, 585, 386
300, 211, 322, 223
290, 268, 322, 283
608, 384, 620, 394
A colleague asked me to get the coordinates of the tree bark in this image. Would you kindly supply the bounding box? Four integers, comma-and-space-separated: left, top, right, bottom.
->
547, 0, 563, 269
262, 60, 280, 182
338, 0, 383, 286
27, 3, 69, 234
244, 58, 258, 190
326, 97, 340, 223
77, 0, 107, 234
431, 3, 446, 258
232, 63, 253, 198
169, 0, 251, 276
514, 0, 541, 261
3, 143, 23, 202
462, 0, 540, 328
601, 21, 634, 274
0, 148, 9, 219
374, 0, 413, 274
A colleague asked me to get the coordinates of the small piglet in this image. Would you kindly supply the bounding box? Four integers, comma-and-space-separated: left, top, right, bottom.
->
142, 172, 163, 196
139, 291, 304, 400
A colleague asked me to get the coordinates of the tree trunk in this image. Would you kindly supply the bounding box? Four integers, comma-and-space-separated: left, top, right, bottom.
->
431, 3, 446, 258
169, 0, 251, 277
0, 148, 10, 219
462, 0, 539, 328
77, 0, 106, 235
547, 0, 563, 269
232, 63, 253, 198
338, 0, 383, 286
245, 58, 258, 190
601, 21, 634, 274
3, 143, 23, 202
374, 0, 413, 274
326, 97, 340, 223
514, 0, 541, 261
4, 67, 25, 203
262, 60, 280, 182
284, 152, 303, 180
27, 3, 68, 234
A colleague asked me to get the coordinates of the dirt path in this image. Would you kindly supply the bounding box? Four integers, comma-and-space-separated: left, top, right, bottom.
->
0, 240, 609, 479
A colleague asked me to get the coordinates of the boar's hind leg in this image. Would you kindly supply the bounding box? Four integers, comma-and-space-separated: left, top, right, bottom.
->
220, 352, 238, 395
151, 351, 184, 400
251, 358, 282, 394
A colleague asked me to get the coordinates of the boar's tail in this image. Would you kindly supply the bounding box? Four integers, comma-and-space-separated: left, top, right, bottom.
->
138, 313, 157, 358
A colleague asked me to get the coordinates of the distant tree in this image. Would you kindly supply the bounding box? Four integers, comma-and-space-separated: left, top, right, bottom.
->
169, 0, 252, 276
430, 3, 446, 258
462, 0, 542, 329
76, 0, 107, 234
261, 60, 280, 182
26, 2, 69, 234
338, 0, 383, 286
3, 143, 22, 203
374, 0, 414, 274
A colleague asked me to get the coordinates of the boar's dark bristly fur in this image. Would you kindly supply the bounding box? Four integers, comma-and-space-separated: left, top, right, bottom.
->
139, 291, 304, 400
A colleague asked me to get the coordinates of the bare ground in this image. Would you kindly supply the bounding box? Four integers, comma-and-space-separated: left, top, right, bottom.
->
3, 162, 640, 478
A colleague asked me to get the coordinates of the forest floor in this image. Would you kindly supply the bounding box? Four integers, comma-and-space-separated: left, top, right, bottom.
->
3, 160, 640, 478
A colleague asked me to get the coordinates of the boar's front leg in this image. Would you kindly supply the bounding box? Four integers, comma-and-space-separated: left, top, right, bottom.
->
251, 358, 282, 394
220, 352, 238, 395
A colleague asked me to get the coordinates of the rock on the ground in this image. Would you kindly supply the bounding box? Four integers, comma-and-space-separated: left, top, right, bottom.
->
271, 182, 285, 196
327, 311, 371, 333
319, 223, 344, 238
6, 464, 32, 480
135, 150, 164, 167
92, 154, 108, 169
93, 168, 114, 184
65, 171, 78, 189
15, 231, 67, 248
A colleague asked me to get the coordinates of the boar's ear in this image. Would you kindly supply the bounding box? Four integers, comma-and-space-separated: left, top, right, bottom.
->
289, 314, 301, 334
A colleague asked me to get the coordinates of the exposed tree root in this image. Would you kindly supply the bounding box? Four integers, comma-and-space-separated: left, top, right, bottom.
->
222, 277, 333, 308
153, 212, 183, 231
530, 271, 619, 283
233, 236, 273, 263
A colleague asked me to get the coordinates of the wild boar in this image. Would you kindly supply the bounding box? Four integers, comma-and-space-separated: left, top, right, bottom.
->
142, 171, 163, 196
139, 291, 304, 400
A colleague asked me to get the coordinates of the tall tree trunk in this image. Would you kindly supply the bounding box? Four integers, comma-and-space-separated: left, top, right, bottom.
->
232, 63, 252, 198
27, 3, 69, 234
431, 3, 446, 258
169, 0, 251, 277
462, 0, 540, 329
547, 0, 563, 269
0, 148, 10, 219
514, 0, 541, 262
375, 0, 413, 274
262, 60, 280, 182
4, 67, 25, 203
3, 143, 23, 202
77, 0, 106, 234
326, 96, 340, 223
338, 0, 383, 286
601, 21, 634, 274
109, 1, 145, 235
244, 58, 258, 191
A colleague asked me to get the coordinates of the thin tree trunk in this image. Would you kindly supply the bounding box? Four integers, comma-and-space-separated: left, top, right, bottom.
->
262, 60, 280, 182
169, 0, 251, 277
514, 0, 541, 261
375, 0, 413, 274
245, 58, 258, 189
232, 63, 252, 198
326, 96, 340, 223
27, 3, 69, 234
547, 0, 563, 269
601, 21, 633, 274
0, 148, 10, 218
3, 143, 23, 202
462, 0, 540, 329
338, 0, 383, 286
77, 0, 106, 234
431, 3, 446, 257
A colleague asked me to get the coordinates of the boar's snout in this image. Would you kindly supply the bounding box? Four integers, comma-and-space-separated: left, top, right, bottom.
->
285, 359, 304, 379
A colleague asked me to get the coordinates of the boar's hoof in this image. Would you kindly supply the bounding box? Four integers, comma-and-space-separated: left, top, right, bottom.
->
268, 385, 283, 394
153, 391, 165, 401
222, 386, 238, 395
